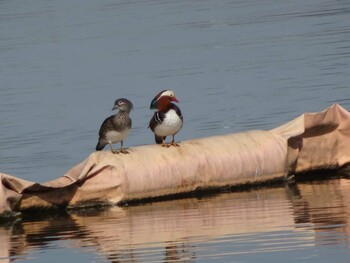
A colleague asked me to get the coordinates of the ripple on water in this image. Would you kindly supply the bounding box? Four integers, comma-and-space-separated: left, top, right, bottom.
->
1, 0, 350, 262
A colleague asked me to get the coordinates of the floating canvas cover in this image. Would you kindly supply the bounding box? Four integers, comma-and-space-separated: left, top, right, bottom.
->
1, 104, 350, 215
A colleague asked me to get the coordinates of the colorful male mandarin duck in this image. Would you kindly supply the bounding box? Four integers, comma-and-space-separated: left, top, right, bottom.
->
96, 98, 133, 154
149, 90, 183, 147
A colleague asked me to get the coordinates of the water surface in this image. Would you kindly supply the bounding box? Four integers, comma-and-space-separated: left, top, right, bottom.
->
0, 0, 349, 182
1, 0, 350, 262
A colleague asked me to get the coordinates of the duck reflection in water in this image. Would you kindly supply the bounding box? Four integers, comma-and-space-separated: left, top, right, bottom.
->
2, 176, 350, 262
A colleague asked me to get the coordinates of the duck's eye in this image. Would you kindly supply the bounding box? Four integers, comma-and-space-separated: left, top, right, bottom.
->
170, 94, 173, 97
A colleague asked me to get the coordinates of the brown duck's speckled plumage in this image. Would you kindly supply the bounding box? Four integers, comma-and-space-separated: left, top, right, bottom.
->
98, 112, 132, 137
96, 98, 133, 152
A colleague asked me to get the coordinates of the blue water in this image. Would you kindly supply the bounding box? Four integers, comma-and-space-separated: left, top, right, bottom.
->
1, 0, 350, 262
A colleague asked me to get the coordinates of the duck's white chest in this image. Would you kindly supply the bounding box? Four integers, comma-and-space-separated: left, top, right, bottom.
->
154, 109, 183, 137
105, 128, 130, 143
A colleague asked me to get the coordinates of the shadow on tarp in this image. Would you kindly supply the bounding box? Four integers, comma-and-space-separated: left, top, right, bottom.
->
1, 104, 350, 217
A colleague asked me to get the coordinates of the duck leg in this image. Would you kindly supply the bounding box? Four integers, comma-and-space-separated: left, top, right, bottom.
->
119, 141, 129, 154
161, 137, 170, 148
170, 135, 180, 147
109, 142, 119, 154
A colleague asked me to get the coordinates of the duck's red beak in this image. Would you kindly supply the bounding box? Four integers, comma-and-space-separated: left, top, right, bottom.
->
171, 97, 179, 103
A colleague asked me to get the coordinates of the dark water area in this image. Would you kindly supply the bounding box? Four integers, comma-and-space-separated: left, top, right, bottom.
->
1, 0, 350, 262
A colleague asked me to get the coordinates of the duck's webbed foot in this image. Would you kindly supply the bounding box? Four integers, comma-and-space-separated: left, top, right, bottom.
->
109, 143, 119, 154
171, 142, 180, 147
170, 136, 180, 147
161, 138, 170, 148
119, 141, 130, 154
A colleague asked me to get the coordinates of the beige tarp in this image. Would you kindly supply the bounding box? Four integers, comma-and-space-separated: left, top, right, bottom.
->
1, 104, 350, 216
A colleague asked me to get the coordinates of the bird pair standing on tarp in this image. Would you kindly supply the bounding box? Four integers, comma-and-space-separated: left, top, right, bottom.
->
96, 90, 183, 154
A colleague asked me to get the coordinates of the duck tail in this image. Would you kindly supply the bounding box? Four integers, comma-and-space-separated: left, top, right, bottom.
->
155, 135, 165, 144
95, 140, 105, 151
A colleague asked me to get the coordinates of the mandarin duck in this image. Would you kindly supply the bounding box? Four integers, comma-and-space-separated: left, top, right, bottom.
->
96, 98, 133, 154
149, 90, 183, 147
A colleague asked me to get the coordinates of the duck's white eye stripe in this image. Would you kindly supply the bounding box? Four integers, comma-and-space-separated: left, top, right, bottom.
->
160, 90, 175, 98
